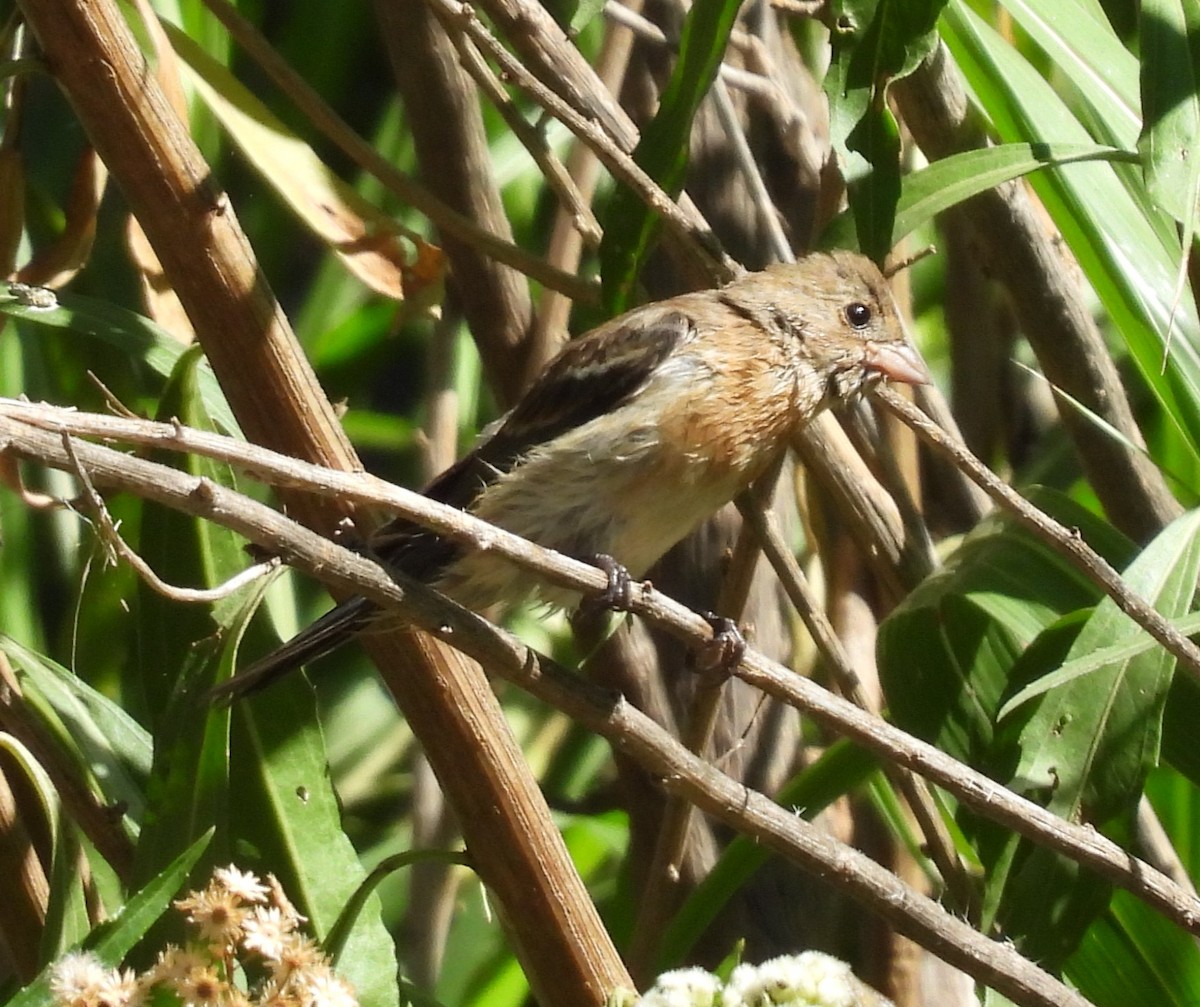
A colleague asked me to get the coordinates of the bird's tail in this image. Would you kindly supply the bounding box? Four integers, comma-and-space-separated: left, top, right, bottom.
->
207, 596, 375, 704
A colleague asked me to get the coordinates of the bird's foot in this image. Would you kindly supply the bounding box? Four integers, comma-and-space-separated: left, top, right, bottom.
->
690, 612, 746, 680
581, 553, 635, 616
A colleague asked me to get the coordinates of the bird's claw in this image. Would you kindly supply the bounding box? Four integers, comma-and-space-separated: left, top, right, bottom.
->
581, 553, 635, 615
691, 612, 746, 679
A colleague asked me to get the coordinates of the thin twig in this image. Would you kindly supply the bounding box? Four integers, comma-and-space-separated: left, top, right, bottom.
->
196, 0, 595, 303
4, 399, 1200, 943
61, 431, 281, 603
601, 2, 789, 108
876, 386, 1200, 686
0, 451, 74, 510
424, 0, 737, 282
532, 5, 641, 354
442, 24, 602, 248
709, 77, 793, 264
735, 489, 976, 915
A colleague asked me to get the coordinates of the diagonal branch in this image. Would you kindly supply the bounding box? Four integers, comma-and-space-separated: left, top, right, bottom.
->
0, 409, 1099, 1007
3, 398, 1199, 947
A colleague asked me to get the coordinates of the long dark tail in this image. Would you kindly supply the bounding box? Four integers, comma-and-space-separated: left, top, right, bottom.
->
208, 596, 375, 704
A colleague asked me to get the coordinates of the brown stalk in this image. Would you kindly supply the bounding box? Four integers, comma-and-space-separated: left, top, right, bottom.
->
17, 3, 628, 1003
892, 42, 1181, 543
373, 0, 538, 407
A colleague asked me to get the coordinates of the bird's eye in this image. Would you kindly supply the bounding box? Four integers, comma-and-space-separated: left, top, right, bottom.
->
845, 302, 872, 329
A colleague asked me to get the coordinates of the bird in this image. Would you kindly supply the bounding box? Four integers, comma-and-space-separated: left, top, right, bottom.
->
212, 249, 927, 701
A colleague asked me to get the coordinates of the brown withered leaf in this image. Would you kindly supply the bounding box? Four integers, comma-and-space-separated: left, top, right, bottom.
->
165, 21, 442, 304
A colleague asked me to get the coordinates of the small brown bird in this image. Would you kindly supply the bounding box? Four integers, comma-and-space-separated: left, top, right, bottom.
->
214, 250, 927, 699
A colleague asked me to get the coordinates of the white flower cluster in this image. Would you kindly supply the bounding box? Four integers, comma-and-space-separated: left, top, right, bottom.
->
48, 865, 357, 1007
628, 952, 882, 1007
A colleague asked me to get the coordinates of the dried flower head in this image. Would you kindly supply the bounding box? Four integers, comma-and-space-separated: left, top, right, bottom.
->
48, 866, 358, 1007
213, 866, 270, 906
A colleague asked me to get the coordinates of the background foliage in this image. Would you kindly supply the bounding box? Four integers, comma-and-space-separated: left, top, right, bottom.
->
2, 0, 1200, 1006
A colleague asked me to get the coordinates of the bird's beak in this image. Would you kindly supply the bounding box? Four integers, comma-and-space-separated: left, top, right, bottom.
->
864, 342, 929, 385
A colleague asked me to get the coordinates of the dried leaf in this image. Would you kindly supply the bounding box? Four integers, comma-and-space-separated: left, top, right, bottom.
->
167, 24, 438, 302
18, 147, 107, 288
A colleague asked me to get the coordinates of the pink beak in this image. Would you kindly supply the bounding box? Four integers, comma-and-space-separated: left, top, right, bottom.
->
865, 342, 929, 385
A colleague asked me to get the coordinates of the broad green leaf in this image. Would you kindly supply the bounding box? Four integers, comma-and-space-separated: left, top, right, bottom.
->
878, 491, 1129, 764
1139, 0, 1200, 234
1138, 0, 1200, 356
0, 290, 238, 434
824, 141, 1138, 252
997, 0, 1139, 149
1001, 608, 1200, 715
231, 681, 400, 1007
5, 832, 210, 1007
1010, 508, 1200, 824
988, 841, 1112, 972
942, 1, 1200, 461
1067, 891, 1200, 1006
823, 0, 946, 257
894, 143, 1135, 246
231, 696, 400, 1007
598, 0, 740, 311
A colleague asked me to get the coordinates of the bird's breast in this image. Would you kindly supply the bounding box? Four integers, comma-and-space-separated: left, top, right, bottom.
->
436, 352, 800, 611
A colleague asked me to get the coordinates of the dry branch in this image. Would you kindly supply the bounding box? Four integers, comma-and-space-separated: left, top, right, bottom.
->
3, 398, 1198, 950
0, 405, 1100, 1007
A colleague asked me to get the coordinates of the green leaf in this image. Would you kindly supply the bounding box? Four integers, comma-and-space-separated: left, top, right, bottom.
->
878, 491, 1128, 764
1009, 508, 1200, 824
5, 832, 210, 1007
1066, 891, 1200, 1006
893, 143, 1136, 246
823, 0, 947, 256
0, 635, 151, 827
942, 0, 1200, 461
1138, 0, 1200, 234
1138, 0, 1200, 357
1000, 608, 1200, 716
229, 685, 401, 1007
94, 831, 211, 955
846, 102, 902, 262
997, 0, 1140, 149
822, 142, 1138, 251
598, 0, 740, 311
128, 347, 264, 887
0, 291, 239, 434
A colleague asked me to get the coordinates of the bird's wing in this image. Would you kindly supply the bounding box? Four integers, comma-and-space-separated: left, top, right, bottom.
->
496, 308, 689, 452
369, 310, 691, 578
